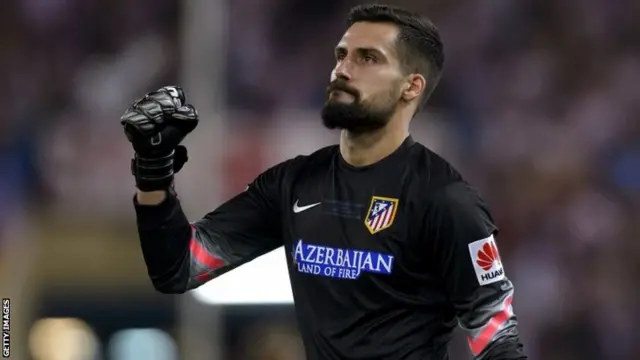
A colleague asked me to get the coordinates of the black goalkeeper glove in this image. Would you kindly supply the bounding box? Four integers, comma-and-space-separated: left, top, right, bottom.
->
120, 86, 199, 191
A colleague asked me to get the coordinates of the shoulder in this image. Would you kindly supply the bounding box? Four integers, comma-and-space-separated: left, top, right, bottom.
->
404, 142, 494, 222
254, 144, 339, 186
404, 141, 466, 193
432, 181, 491, 217
295, 144, 339, 168
280, 144, 338, 176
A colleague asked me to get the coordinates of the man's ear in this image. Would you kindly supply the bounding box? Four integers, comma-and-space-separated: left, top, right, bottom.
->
401, 73, 426, 102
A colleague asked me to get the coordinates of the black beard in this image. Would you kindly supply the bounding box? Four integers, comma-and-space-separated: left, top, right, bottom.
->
321, 99, 395, 133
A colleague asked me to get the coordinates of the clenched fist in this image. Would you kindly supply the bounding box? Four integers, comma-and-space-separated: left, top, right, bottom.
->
121, 86, 199, 191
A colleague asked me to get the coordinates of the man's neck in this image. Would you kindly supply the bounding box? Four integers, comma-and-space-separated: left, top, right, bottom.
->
339, 124, 409, 167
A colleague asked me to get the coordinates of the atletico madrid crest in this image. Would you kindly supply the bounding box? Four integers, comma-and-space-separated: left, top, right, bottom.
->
364, 196, 399, 234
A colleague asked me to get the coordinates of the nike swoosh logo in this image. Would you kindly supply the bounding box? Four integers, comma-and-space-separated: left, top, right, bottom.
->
293, 200, 321, 213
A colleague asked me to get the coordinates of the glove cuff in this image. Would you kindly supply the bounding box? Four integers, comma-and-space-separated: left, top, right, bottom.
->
131, 151, 176, 191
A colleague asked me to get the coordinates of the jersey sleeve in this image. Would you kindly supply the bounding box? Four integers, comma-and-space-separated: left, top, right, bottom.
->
426, 182, 527, 359
134, 160, 289, 294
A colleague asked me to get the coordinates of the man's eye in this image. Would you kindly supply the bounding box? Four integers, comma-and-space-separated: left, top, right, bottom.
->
363, 55, 376, 63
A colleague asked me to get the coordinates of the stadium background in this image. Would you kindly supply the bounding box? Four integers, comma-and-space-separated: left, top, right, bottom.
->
0, 0, 638, 359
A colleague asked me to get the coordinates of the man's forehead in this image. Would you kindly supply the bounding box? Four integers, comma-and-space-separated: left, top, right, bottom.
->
337, 22, 399, 53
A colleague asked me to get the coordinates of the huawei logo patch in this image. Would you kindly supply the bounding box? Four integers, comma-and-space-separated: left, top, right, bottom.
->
476, 242, 501, 271
468, 235, 506, 286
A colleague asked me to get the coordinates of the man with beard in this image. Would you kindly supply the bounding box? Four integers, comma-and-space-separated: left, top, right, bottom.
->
121, 4, 527, 360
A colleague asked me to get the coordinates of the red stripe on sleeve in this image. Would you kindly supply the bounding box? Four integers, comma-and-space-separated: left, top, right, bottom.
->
188, 224, 225, 270
467, 296, 514, 356
195, 272, 214, 281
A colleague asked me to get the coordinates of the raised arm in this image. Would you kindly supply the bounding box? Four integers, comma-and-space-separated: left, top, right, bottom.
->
134, 162, 287, 293
119, 85, 288, 294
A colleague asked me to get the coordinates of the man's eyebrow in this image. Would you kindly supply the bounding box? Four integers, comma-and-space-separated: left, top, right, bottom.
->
334, 46, 387, 57
357, 47, 386, 57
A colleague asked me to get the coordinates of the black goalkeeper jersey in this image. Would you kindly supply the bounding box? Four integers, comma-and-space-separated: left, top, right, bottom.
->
134, 136, 527, 360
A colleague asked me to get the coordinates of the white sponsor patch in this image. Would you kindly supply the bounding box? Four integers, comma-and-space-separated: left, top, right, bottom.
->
468, 235, 505, 286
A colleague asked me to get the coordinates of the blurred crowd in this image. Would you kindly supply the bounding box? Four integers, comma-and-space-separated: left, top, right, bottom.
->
1, 0, 639, 359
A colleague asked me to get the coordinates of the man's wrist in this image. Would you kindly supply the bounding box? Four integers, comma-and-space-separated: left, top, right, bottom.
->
135, 189, 168, 205
132, 150, 176, 191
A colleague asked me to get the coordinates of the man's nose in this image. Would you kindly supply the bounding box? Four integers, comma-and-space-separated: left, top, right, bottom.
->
333, 60, 352, 81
